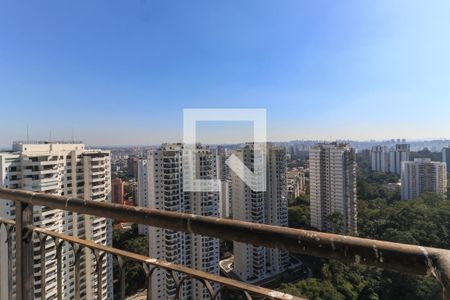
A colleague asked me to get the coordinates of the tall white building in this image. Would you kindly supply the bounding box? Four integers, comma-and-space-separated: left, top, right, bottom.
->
139, 143, 220, 300
0, 141, 113, 300
401, 158, 447, 200
231, 143, 289, 282
371, 145, 389, 172
309, 143, 357, 234
389, 144, 410, 175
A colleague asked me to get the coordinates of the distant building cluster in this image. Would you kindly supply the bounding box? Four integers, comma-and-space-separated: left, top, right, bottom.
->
401, 159, 447, 200
371, 144, 410, 175
135, 140, 362, 295
136, 142, 289, 296
370, 143, 449, 200
287, 168, 306, 200
287, 143, 310, 156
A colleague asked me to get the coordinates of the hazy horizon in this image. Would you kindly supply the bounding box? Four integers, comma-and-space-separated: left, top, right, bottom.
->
2, 137, 450, 150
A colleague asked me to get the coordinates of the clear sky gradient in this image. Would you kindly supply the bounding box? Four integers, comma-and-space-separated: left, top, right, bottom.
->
0, 0, 449, 146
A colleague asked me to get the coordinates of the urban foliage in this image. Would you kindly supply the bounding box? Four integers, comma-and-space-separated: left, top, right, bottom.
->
282, 165, 450, 300
288, 195, 311, 230
112, 224, 149, 297
410, 148, 443, 162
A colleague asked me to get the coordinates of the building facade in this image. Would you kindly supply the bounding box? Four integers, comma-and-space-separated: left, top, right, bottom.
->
371, 145, 389, 172
442, 147, 450, 172
111, 177, 125, 204
371, 144, 410, 175
287, 168, 306, 201
138, 143, 220, 300
0, 141, 113, 300
127, 156, 139, 178
216, 146, 232, 218
231, 143, 289, 282
309, 143, 357, 234
401, 158, 447, 200
389, 144, 410, 175
137, 158, 149, 235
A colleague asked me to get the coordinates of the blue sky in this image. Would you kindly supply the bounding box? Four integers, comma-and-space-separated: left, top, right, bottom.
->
0, 0, 449, 146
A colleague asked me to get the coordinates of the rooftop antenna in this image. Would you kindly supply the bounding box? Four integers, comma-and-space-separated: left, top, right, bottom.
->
71, 128, 75, 142
49, 130, 52, 141
26, 124, 29, 142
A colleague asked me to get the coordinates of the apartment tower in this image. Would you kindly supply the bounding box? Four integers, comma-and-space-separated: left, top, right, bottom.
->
442, 147, 450, 172
389, 144, 410, 175
138, 143, 220, 300
231, 143, 289, 282
216, 146, 232, 218
309, 143, 357, 234
0, 141, 113, 300
371, 145, 389, 172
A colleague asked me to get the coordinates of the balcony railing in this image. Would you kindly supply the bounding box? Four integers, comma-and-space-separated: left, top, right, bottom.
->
0, 187, 449, 300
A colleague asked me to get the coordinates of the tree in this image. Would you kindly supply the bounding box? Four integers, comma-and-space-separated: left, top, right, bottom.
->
410, 149, 442, 162
113, 225, 149, 297
281, 278, 345, 300
288, 205, 311, 229
281, 166, 450, 299
326, 212, 344, 234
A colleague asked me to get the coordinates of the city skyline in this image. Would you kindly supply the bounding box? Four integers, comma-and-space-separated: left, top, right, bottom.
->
3, 137, 450, 150
1, 1, 450, 146
0, 1, 449, 299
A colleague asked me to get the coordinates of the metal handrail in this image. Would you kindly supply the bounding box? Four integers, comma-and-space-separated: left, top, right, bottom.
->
0, 218, 299, 300
0, 187, 449, 299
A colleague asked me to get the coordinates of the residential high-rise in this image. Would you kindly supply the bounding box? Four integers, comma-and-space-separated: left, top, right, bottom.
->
309, 143, 357, 234
231, 143, 289, 282
389, 144, 410, 175
442, 146, 450, 172
371, 145, 389, 172
216, 146, 232, 218
401, 158, 447, 200
138, 143, 220, 300
111, 177, 125, 204
0, 141, 113, 300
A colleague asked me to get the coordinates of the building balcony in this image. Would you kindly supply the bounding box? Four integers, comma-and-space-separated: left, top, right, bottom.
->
0, 187, 449, 300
